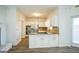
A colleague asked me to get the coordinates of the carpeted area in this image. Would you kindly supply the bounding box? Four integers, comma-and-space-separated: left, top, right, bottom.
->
8, 47, 79, 53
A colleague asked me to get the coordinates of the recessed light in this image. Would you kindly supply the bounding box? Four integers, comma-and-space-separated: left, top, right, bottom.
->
33, 13, 41, 17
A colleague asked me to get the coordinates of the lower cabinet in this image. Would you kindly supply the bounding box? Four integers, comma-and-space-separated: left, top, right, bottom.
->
29, 35, 58, 48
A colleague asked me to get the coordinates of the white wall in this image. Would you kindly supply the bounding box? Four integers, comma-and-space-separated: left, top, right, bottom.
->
0, 6, 24, 46
6, 6, 16, 45
71, 6, 79, 47
0, 6, 6, 46
71, 6, 79, 16
45, 6, 72, 47
0, 6, 6, 24
58, 6, 72, 47
0, 24, 6, 46
57, 6, 79, 47
5, 6, 19, 46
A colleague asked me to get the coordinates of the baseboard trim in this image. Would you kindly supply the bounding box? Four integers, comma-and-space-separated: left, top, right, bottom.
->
12, 39, 21, 46
0, 43, 12, 51
72, 43, 79, 47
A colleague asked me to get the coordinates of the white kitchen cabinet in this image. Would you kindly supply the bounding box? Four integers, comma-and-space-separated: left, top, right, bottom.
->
45, 16, 59, 27
51, 16, 59, 26
49, 35, 59, 47
29, 35, 58, 48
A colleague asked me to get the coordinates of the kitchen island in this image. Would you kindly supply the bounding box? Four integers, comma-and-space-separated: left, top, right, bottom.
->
29, 34, 58, 48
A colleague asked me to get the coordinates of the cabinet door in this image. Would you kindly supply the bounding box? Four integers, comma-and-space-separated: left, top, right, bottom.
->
29, 35, 37, 48
35, 35, 43, 48
39, 35, 57, 47
48, 35, 58, 47
51, 16, 59, 26
42, 35, 53, 47
29, 35, 50, 48
39, 36, 48, 48
29, 35, 42, 48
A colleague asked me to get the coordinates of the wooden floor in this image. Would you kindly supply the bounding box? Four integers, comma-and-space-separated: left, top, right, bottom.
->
9, 47, 79, 53
8, 35, 79, 53
16, 35, 29, 48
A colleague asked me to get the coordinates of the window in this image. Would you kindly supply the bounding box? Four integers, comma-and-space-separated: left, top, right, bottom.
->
72, 17, 79, 44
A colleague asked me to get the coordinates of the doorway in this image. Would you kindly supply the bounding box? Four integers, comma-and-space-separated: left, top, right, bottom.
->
72, 16, 79, 46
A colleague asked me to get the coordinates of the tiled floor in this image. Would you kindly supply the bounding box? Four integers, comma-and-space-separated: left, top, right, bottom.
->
8, 47, 79, 53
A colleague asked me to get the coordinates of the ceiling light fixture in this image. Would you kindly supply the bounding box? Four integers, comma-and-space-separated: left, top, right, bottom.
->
33, 13, 41, 17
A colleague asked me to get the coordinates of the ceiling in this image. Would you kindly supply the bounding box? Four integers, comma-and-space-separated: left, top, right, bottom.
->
16, 5, 57, 19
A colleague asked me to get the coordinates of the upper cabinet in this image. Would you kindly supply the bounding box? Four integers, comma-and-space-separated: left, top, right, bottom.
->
51, 16, 59, 26
38, 21, 46, 27
45, 15, 59, 27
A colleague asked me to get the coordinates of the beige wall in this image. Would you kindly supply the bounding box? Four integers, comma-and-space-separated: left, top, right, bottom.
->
16, 10, 26, 37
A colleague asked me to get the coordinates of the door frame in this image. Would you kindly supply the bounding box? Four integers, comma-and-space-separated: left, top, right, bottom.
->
71, 15, 79, 46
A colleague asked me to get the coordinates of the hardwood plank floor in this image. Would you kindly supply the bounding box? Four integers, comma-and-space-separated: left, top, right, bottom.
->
8, 47, 79, 53
15, 35, 29, 48
8, 35, 79, 53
